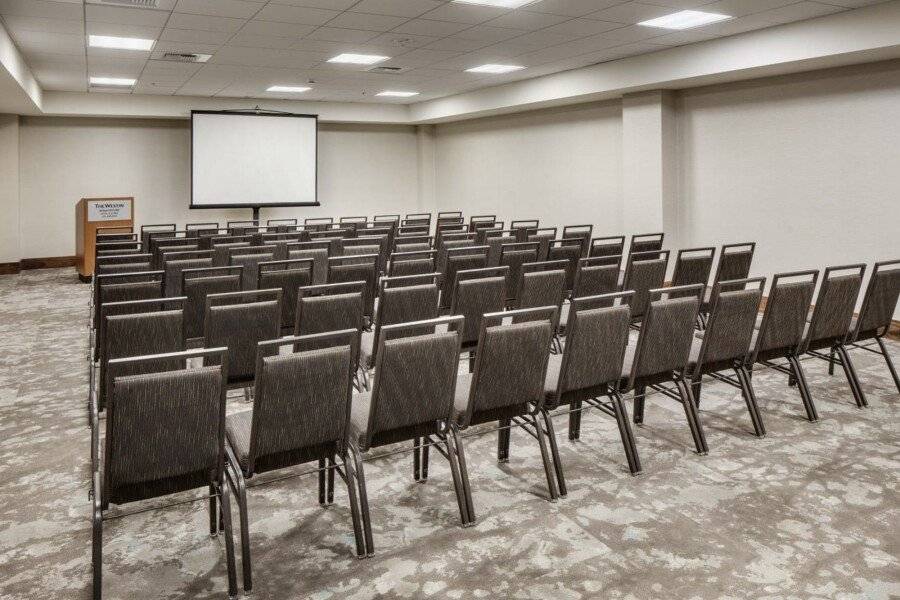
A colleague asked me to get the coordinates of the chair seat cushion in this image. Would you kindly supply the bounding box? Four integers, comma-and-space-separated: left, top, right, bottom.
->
349, 391, 372, 446
360, 330, 375, 366
454, 373, 472, 421
545, 353, 562, 397
226, 410, 253, 471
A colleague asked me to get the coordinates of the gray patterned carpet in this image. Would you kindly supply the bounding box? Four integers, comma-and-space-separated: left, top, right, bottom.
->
1, 268, 898, 600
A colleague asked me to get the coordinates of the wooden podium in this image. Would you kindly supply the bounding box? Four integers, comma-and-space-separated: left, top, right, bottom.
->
75, 197, 134, 281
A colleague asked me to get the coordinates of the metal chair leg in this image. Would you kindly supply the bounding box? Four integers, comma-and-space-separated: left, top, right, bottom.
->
413, 437, 422, 482
225, 458, 252, 593
836, 345, 867, 408
677, 378, 708, 455
497, 418, 511, 462
209, 484, 218, 537
875, 337, 900, 393
828, 348, 836, 376
610, 392, 642, 475
633, 387, 646, 425
342, 454, 367, 559
349, 444, 374, 556
92, 472, 103, 600
218, 481, 239, 599
736, 366, 766, 437
421, 441, 430, 481
788, 355, 819, 422
443, 434, 471, 527
449, 424, 476, 525
541, 410, 567, 498
568, 399, 582, 440
531, 414, 559, 502
318, 458, 327, 505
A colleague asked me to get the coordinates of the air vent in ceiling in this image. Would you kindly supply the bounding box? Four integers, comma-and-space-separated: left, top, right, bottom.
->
99, 0, 159, 7
160, 52, 211, 63
367, 65, 407, 74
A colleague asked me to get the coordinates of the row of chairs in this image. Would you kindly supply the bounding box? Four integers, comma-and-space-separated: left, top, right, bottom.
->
88, 254, 900, 598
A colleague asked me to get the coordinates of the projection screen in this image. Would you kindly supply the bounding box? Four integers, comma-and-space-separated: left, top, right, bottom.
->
191, 110, 318, 208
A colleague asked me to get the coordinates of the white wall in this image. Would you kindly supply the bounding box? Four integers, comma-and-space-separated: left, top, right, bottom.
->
676, 60, 900, 315
432, 102, 622, 233
0, 114, 19, 263
17, 117, 418, 258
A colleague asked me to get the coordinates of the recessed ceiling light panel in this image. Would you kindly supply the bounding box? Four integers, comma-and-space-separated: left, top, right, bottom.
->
90, 76, 136, 86
376, 90, 419, 97
327, 53, 390, 65
267, 85, 311, 93
638, 10, 731, 30
88, 35, 155, 51
466, 64, 525, 74
452, 0, 539, 8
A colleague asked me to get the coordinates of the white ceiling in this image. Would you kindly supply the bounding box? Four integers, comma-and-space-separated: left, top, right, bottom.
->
0, 0, 889, 104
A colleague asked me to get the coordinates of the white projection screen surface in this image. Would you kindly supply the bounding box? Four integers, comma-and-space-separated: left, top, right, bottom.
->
191, 111, 318, 208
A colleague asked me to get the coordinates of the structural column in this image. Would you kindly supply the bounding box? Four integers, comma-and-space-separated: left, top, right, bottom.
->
621, 90, 678, 247
416, 124, 436, 213
0, 114, 20, 271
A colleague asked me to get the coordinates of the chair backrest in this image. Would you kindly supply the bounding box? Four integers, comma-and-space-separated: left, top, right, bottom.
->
711, 243, 756, 293
805, 264, 866, 349
186, 222, 219, 233
363, 316, 463, 450
475, 223, 505, 245
204, 289, 282, 383
294, 282, 365, 354
572, 255, 622, 300
562, 224, 593, 257
510, 219, 539, 242
622, 250, 670, 320
854, 259, 900, 341
327, 254, 378, 318
258, 258, 314, 329
499, 242, 540, 302
210, 239, 250, 267
388, 250, 436, 277
229, 245, 277, 290
547, 291, 633, 407
259, 232, 308, 259
694, 278, 765, 372
266, 218, 298, 233
525, 227, 557, 262
486, 232, 516, 266
103, 348, 227, 506
140, 224, 176, 251
404, 212, 432, 226
153, 238, 199, 268
449, 267, 508, 347
93, 270, 163, 334
629, 232, 664, 255
753, 270, 819, 359
163, 251, 214, 296
95, 253, 153, 277
99, 298, 185, 411
304, 217, 333, 232
393, 234, 432, 251
442, 245, 489, 306
181, 266, 243, 340
548, 239, 587, 292
374, 214, 400, 225
515, 267, 566, 329
344, 236, 387, 273
670, 247, 715, 298
245, 331, 357, 475
286, 240, 331, 284
459, 307, 555, 427
227, 221, 260, 236
370, 275, 441, 366
469, 215, 496, 232
626, 284, 703, 389
590, 235, 626, 258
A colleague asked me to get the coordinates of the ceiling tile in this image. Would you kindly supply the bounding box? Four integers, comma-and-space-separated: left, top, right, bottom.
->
227, 32, 298, 48
418, 3, 509, 24
392, 18, 473, 36
365, 31, 440, 49
84, 21, 163, 39
326, 11, 409, 31
452, 24, 526, 42
239, 19, 317, 37
540, 17, 623, 37
586, 2, 681, 24
85, 5, 170, 27
11, 30, 85, 55
306, 27, 381, 43
424, 36, 493, 52
209, 45, 325, 68
166, 12, 247, 32
160, 27, 232, 45
349, 0, 444, 18
756, 1, 845, 23
698, 0, 799, 18
1, 15, 83, 35
173, 0, 264, 19
272, 0, 358, 8
150, 40, 222, 56
525, 0, 628, 18
483, 11, 571, 30
0, 0, 83, 20
253, 4, 340, 25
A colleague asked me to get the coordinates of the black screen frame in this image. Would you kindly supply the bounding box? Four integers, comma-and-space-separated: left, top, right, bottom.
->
190, 109, 320, 210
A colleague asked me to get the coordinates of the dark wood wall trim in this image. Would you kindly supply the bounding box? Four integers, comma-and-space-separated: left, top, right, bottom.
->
0, 262, 20, 275
18, 256, 78, 270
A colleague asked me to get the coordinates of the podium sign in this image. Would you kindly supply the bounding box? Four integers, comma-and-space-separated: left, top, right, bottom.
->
75, 197, 135, 281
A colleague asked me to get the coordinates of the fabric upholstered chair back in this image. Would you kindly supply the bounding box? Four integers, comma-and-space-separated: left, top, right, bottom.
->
486, 233, 516, 266
572, 256, 621, 300
363, 317, 462, 450
510, 220, 539, 242
100, 300, 185, 410
854, 259, 900, 341
696, 278, 764, 369
547, 241, 582, 291
449, 267, 508, 347
754, 271, 818, 359
103, 349, 226, 507
163, 252, 214, 296
590, 235, 626, 258
713, 243, 755, 293
327, 255, 378, 318
670, 247, 715, 297
626, 285, 703, 390
499, 242, 539, 303
244, 332, 356, 475
295, 282, 365, 357
287, 241, 330, 284
442, 246, 488, 305
526, 228, 557, 262
629, 232, 664, 255
547, 292, 633, 408
459, 307, 555, 427
204, 290, 282, 384
228, 246, 277, 290
805, 265, 866, 349
562, 224, 593, 258
257, 259, 314, 330
181, 266, 243, 340
622, 250, 670, 320
514, 269, 566, 328
388, 250, 436, 278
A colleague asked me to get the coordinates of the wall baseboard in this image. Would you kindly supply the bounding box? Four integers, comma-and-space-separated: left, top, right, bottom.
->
0, 256, 78, 275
